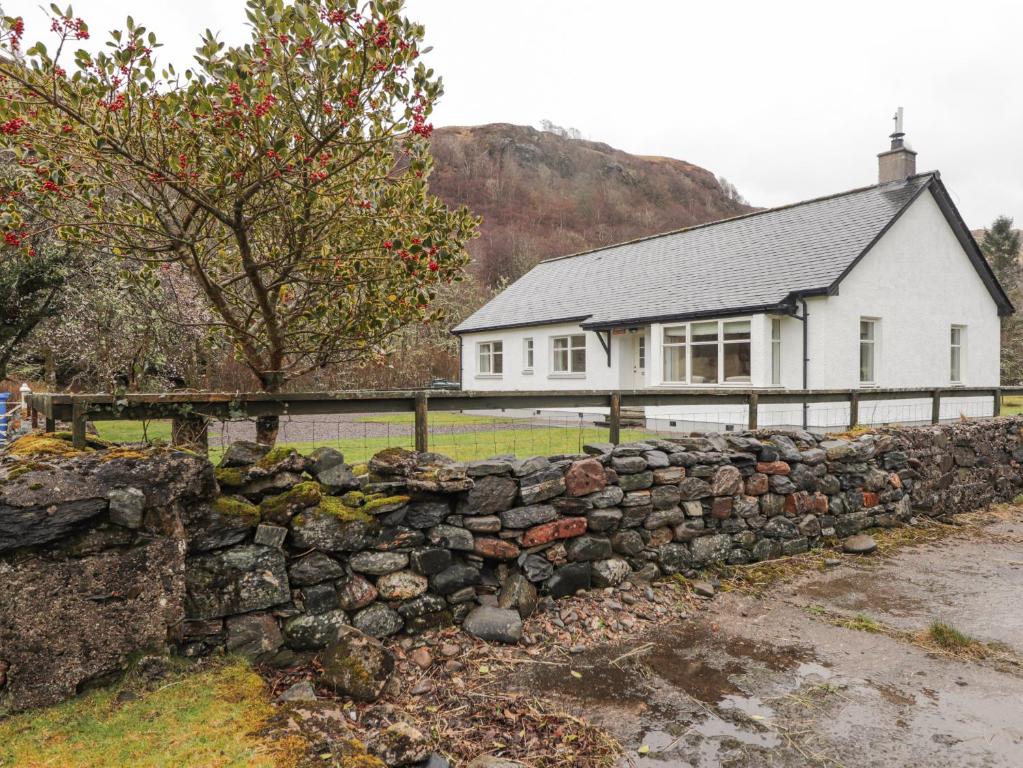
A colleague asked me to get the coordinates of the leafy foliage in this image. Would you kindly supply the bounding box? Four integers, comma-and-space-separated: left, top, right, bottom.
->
0, 243, 72, 381
982, 215, 1021, 288
980, 216, 1023, 383
0, 1, 478, 397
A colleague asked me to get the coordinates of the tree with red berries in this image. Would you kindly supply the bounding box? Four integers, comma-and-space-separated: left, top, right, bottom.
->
0, 1, 478, 442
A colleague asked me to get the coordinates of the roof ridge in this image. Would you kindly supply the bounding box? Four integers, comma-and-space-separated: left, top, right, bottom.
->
535, 171, 938, 267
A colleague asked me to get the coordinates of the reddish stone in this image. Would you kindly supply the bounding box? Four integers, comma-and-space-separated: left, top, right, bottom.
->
811, 492, 829, 514
862, 491, 880, 508
711, 497, 733, 519
472, 537, 520, 561
784, 491, 814, 515
745, 473, 769, 495
755, 461, 791, 476
564, 458, 607, 497
521, 517, 588, 547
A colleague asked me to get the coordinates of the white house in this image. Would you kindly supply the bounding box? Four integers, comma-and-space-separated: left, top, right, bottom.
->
452, 125, 1014, 430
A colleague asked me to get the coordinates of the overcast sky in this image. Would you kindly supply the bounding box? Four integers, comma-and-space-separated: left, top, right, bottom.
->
7, 0, 1021, 227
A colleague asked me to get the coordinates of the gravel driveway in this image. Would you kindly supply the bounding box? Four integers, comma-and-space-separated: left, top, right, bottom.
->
511, 509, 1023, 767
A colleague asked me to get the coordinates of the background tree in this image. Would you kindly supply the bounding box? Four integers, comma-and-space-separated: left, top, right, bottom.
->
0, 1, 478, 442
0, 244, 72, 382
982, 215, 1021, 288
979, 215, 1023, 384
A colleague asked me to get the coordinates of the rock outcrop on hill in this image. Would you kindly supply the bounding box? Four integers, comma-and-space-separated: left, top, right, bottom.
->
429, 124, 754, 287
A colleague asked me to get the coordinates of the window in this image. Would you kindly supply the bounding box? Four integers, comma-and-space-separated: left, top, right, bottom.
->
770, 318, 782, 387
859, 319, 877, 384
661, 319, 751, 384
723, 320, 751, 382
523, 338, 534, 372
637, 335, 646, 370
662, 326, 687, 382
478, 341, 503, 375
950, 325, 964, 383
552, 334, 586, 374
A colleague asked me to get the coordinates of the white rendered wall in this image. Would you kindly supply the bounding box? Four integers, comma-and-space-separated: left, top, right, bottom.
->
459, 188, 1001, 427
807, 189, 1000, 391
459, 321, 620, 392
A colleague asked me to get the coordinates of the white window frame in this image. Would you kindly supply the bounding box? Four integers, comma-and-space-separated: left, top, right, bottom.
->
659, 318, 752, 386
477, 340, 503, 377
523, 337, 534, 373
950, 325, 965, 385
770, 317, 782, 387
551, 334, 586, 376
859, 318, 878, 386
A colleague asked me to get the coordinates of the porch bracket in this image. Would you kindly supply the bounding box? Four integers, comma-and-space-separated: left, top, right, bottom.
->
594, 330, 611, 366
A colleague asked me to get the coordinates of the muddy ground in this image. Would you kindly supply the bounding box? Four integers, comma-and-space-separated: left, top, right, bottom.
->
508, 512, 1023, 767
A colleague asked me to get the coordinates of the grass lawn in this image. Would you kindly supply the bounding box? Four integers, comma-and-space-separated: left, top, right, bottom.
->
1000, 396, 1023, 416
0, 659, 304, 768
354, 411, 520, 425
90, 417, 653, 463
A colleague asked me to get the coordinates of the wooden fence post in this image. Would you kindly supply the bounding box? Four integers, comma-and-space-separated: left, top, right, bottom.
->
931, 389, 942, 425
609, 392, 621, 445
993, 387, 1002, 417
71, 398, 88, 449
746, 392, 758, 431
414, 392, 429, 453
848, 391, 860, 430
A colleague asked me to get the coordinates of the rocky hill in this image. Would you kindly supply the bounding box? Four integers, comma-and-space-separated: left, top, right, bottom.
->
428, 124, 754, 287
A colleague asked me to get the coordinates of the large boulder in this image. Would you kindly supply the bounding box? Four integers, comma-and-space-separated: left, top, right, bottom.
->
319, 626, 395, 702
0, 537, 185, 713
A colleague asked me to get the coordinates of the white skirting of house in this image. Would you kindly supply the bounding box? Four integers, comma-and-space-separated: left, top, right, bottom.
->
463, 395, 995, 434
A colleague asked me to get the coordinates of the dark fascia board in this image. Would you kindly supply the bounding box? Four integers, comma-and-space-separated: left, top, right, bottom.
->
581, 302, 799, 331
826, 173, 1014, 316
451, 315, 592, 336
927, 177, 1015, 316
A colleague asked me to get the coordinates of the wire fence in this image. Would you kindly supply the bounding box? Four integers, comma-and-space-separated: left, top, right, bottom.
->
70, 390, 1015, 464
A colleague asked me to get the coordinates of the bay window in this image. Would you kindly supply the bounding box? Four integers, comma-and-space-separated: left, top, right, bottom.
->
552, 334, 586, 374
477, 340, 503, 375
661, 319, 751, 385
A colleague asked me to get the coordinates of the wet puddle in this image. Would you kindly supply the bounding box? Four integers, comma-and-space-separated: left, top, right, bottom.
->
514, 623, 830, 766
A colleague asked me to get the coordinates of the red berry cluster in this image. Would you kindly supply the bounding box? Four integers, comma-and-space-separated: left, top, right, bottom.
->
8, 17, 24, 50
49, 15, 88, 40
0, 117, 26, 135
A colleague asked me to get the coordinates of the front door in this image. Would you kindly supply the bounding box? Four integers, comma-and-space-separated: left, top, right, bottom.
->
631, 332, 646, 388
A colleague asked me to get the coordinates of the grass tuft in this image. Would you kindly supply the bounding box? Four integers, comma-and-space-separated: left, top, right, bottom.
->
926, 621, 986, 657
0, 658, 305, 768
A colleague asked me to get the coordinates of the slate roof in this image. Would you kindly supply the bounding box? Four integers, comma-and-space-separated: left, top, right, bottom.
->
453, 172, 1011, 334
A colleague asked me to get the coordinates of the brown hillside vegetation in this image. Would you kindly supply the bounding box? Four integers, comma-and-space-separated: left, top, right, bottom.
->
429, 123, 755, 287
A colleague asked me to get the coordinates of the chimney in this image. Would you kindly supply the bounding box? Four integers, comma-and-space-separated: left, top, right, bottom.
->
877, 107, 917, 184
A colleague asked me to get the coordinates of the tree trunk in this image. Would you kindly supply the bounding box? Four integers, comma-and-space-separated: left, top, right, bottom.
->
255, 415, 279, 446
255, 371, 284, 446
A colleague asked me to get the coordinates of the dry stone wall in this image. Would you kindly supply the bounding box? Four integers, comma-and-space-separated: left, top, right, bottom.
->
2, 417, 1022, 711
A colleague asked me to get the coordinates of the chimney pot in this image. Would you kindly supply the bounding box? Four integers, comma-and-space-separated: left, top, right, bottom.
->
878, 108, 916, 183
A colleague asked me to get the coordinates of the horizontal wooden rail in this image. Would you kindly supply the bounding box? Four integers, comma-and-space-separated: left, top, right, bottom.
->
25, 385, 1017, 451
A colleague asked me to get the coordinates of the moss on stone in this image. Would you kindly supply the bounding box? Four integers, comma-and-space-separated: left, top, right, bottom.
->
27, 482, 43, 491
7, 433, 86, 458
259, 481, 321, 519
212, 496, 260, 521
340, 490, 366, 507
316, 496, 374, 523
351, 462, 369, 477
256, 445, 297, 470
338, 738, 385, 768
214, 466, 246, 488
99, 446, 159, 462
361, 495, 410, 514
